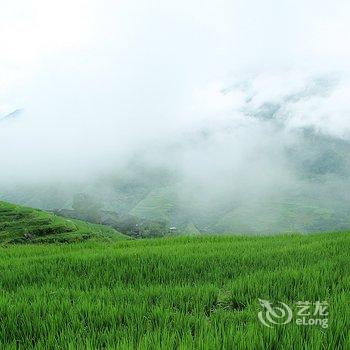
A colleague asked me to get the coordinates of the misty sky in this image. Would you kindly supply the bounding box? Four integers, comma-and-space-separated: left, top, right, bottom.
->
1, 0, 350, 182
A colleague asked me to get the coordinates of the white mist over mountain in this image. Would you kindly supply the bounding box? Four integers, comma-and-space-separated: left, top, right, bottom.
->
1, 1, 350, 234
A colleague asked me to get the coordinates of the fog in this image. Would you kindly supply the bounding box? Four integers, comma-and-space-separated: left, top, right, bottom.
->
1, 0, 350, 233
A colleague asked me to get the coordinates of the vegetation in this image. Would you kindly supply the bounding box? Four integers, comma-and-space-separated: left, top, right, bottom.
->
3, 129, 350, 235
0, 201, 126, 244
54, 208, 171, 238
0, 231, 349, 349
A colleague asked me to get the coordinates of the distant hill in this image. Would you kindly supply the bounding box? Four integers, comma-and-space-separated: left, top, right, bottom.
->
130, 187, 176, 222
2, 126, 350, 235
0, 201, 127, 244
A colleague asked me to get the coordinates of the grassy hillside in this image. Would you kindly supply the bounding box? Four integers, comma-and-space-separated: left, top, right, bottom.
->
0, 232, 349, 348
0, 201, 127, 244
130, 187, 176, 222
3, 128, 350, 235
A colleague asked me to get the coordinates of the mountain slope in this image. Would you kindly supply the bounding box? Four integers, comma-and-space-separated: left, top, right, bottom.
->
2, 127, 350, 234
0, 201, 127, 244
129, 187, 176, 222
